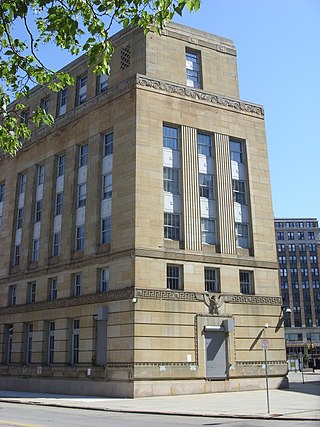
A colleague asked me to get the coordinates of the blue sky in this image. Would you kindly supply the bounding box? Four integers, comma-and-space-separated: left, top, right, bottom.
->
17, 0, 320, 220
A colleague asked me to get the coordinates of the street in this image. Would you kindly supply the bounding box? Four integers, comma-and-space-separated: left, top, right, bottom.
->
0, 403, 319, 427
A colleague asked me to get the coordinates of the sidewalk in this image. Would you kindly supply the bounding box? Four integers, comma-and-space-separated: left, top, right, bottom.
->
0, 371, 319, 420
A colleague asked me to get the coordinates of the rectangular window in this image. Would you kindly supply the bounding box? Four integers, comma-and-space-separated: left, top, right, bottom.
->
77, 75, 87, 105
13, 245, 20, 266
167, 264, 183, 290
74, 273, 82, 297
5, 324, 13, 364
163, 125, 179, 150
57, 154, 65, 177
0, 182, 5, 202
40, 97, 49, 114
26, 323, 33, 364
299, 243, 306, 251
235, 222, 249, 248
186, 49, 201, 88
163, 167, 180, 194
291, 267, 298, 276
21, 110, 29, 126
288, 244, 296, 252
32, 239, 40, 262
28, 282, 36, 303
75, 225, 85, 251
201, 218, 216, 245
79, 144, 88, 167
101, 217, 111, 244
299, 255, 307, 264
205, 268, 219, 293
8, 285, 17, 306
48, 321, 55, 365
71, 319, 80, 364
98, 74, 109, 94
164, 213, 180, 241
55, 192, 63, 216
289, 255, 297, 264
18, 174, 26, 194
312, 268, 319, 277
58, 88, 67, 116
100, 268, 109, 293
16, 207, 24, 229
103, 132, 113, 156
278, 256, 286, 264
52, 232, 61, 257
34, 200, 42, 222
310, 255, 318, 264
230, 140, 244, 163
277, 244, 285, 252
49, 278, 58, 300
240, 271, 254, 295
232, 179, 247, 204
309, 243, 316, 252
102, 173, 112, 199
199, 174, 214, 199
77, 183, 86, 208
277, 232, 284, 240
298, 232, 305, 240
288, 232, 295, 240
308, 232, 315, 240
197, 132, 212, 157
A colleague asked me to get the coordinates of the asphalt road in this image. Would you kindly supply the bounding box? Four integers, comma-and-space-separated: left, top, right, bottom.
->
0, 403, 319, 427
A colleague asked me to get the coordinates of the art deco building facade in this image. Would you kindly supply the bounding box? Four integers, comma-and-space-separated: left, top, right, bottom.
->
0, 23, 287, 397
275, 218, 320, 364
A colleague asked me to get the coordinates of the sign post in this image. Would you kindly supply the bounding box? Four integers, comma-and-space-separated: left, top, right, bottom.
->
262, 338, 270, 414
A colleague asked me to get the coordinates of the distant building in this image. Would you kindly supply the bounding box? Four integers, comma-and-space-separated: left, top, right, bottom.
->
275, 218, 320, 366
0, 23, 287, 397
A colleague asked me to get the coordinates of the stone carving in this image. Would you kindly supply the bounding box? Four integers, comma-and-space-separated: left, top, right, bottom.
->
137, 75, 264, 117
135, 288, 200, 301
229, 295, 282, 305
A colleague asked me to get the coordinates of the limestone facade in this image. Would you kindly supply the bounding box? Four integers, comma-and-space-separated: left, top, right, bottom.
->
0, 23, 287, 397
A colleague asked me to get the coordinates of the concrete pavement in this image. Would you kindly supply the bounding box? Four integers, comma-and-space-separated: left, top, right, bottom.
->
0, 371, 319, 420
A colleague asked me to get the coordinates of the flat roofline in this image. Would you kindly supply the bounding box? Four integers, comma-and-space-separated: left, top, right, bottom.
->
274, 218, 319, 222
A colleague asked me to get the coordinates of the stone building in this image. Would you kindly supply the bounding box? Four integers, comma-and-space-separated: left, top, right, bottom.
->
275, 218, 320, 366
0, 23, 287, 397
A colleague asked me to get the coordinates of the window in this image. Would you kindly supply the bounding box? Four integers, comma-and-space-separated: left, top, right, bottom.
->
163, 125, 179, 150
291, 280, 298, 289
164, 213, 180, 241
0, 182, 5, 202
40, 97, 49, 113
281, 281, 288, 289
235, 222, 249, 248
52, 232, 61, 257
289, 255, 297, 264
280, 268, 287, 277
288, 244, 296, 252
28, 282, 36, 303
103, 132, 113, 156
13, 245, 20, 266
197, 133, 212, 157
5, 324, 13, 364
302, 280, 309, 289
298, 232, 305, 240
308, 232, 315, 240
8, 285, 17, 306
21, 110, 29, 126
310, 255, 318, 264
232, 179, 246, 204
26, 323, 33, 364
278, 256, 286, 264
186, 49, 201, 88
309, 243, 316, 252
32, 239, 40, 262
163, 167, 180, 194
277, 231, 284, 240
102, 173, 112, 199
199, 174, 214, 199
277, 244, 285, 252
55, 192, 63, 216
296, 222, 304, 228
299, 255, 307, 264
48, 321, 55, 365
57, 154, 65, 177
49, 278, 58, 300
71, 319, 80, 364
16, 207, 24, 229
34, 200, 42, 222
77, 183, 86, 208
98, 74, 109, 94
201, 218, 216, 245
79, 144, 88, 167
230, 140, 243, 163
290, 267, 298, 276
312, 268, 319, 277
120, 45, 131, 69
75, 225, 85, 251
240, 271, 254, 294
287, 232, 295, 240
58, 88, 67, 116
101, 217, 111, 244
167, 264, 183, 290
205, 268, 219, 293
77, 75, 87, 105
306, 221, 315, 228
275, 222, 284, 228
18, 174, 26, 194
299, 243, 306, 252
100, 268, 109, 293
74, 273, 82, 297
300, 268, 308, 277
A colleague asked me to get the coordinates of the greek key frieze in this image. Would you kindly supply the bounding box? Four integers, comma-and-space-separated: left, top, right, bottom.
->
135, 288, 199, 302
229, 295, 282, 305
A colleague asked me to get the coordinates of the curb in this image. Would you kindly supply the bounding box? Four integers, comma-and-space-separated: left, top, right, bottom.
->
0, 398, 318, 422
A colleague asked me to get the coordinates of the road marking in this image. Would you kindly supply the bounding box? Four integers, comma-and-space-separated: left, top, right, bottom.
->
0, 421, 43, 427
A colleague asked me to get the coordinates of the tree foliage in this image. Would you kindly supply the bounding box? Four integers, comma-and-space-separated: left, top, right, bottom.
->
0, 0, 200, 155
